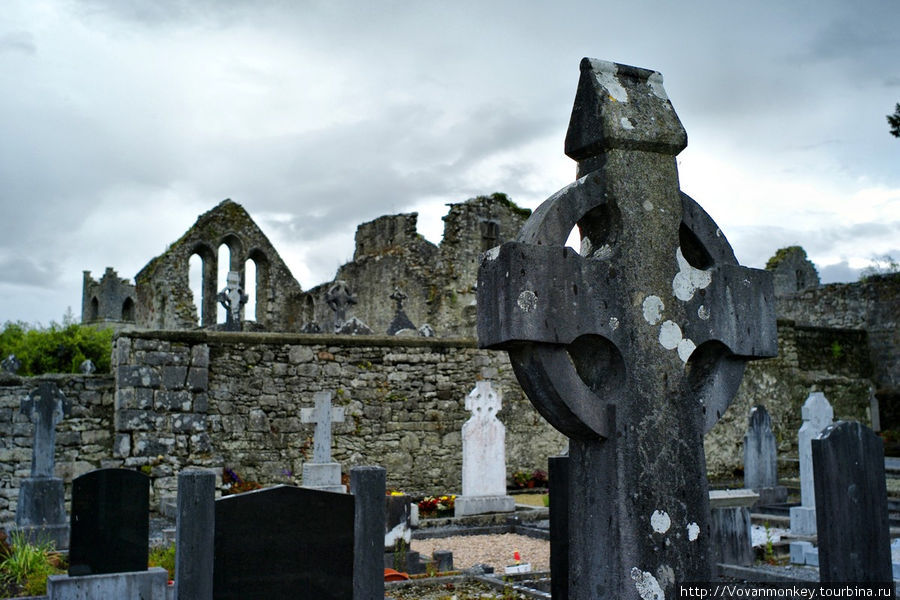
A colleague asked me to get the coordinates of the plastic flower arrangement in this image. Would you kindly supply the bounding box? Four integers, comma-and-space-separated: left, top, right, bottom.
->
417, 495, 456, 517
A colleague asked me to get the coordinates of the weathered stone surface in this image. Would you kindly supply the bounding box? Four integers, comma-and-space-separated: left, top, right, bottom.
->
743, 405, 777, 490
135, 200, 304, 330
813, 421, 891, 582
478, 58, 777, 600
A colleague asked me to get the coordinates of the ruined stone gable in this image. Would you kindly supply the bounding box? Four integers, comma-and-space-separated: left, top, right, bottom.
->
134, 199, 305, 331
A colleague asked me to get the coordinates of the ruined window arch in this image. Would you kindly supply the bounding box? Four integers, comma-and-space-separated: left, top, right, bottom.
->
480, 220, 500, 252
189, 253, 203, 326
189, 243, 217, 327
89, 297, 99, 322
244, 259, 256, 322
216, 243, 231, 324
122, 297, 135, 322
247, 248, 269, 327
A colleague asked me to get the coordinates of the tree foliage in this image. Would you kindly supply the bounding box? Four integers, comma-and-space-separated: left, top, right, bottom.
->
0, 320, 113, 376
889, 103, 900, 138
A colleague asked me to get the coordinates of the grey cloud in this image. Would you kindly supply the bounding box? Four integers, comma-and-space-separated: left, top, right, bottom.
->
817, 261, 860, 284
0, 256, 61, 289
0, 31, 36, 55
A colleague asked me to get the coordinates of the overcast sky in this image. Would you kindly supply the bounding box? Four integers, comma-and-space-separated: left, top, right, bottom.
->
2, 0, 898, 326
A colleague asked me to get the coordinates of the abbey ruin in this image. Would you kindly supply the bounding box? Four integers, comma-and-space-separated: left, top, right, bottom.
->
0, 194, 895, 528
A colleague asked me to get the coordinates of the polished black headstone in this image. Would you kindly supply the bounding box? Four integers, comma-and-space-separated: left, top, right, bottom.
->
813, 421, 892, 583
213, 485, 354, 600
68, 468, 149, 576
548, 455, 569, 600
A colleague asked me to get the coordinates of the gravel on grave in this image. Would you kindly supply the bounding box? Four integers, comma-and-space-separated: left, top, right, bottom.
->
411, 533, 550, 572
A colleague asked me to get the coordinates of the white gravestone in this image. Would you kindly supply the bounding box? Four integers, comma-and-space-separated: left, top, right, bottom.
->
454, 381, 515, 517
790, 392, 833, 542
300, 391, 346, 493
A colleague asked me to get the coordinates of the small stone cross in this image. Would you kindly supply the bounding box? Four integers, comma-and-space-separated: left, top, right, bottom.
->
390, 288, 407, 312
20, 382, 70, 478
217, 271, 248, 331
300, 391, 345, 464
325, 280, 357, 332
2, 354, 22, 374
478, 59, 777, 599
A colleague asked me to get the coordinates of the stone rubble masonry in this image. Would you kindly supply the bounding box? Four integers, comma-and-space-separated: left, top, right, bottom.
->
109, 330, 566, 513
0, 373, 114, 529
704, 320, 874, 478
775, 273, 899, 419
0, 319, 875, 530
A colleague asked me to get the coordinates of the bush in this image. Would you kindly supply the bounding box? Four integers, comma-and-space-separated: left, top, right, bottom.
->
0, 318, 113, 376
148, 543, 176, 580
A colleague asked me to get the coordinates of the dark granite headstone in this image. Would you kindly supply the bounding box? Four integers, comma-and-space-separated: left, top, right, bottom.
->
813, 421, 892, 583
548, 455, 569, 600
68, 468, 150, 576
213, 485, 354, 600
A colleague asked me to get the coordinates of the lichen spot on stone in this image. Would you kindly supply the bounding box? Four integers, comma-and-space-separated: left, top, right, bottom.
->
697, 305, 710, 320
517, 290, 538, 312
647, 71, 668, 101
609, 316, 620, 331
673, 248, 712, 301
677, 338, 696, 363
650, 510, 671, 533
484, 246, 500, 261
631, 567, 665, 600
590, 59, 628, 102
687, 522, 700, 541
642, 200, 654, 212
620, 117, 635, 130
642, 295, 664, 325
658, 320, 681, 350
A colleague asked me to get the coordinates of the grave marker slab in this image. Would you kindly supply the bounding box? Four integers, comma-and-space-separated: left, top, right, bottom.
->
813, 421, 891, 583
68, 468, 150, 576
214, 485, 354, 599
455, 381, 515, 517
213, 466, 384, 600
790, 392, 833, 539
743, 405, 787, 505
16, 382, 71, 548
478, 58, 777, 599
301, 390, 346, 492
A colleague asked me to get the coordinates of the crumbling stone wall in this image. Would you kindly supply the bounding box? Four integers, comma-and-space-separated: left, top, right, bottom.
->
765, 246, 820, 296
705, 320, 875, 479
134, 199, 305, 331
301, 194, 531, 336
0, 373, 114, 530
774, 273, 899, 427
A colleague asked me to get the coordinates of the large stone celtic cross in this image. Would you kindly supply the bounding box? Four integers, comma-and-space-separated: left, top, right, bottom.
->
478, 59, 777, 599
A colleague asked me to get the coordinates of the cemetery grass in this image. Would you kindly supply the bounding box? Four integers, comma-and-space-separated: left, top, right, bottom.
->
0, 531, 66, 598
